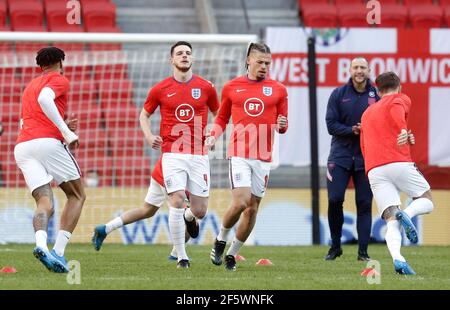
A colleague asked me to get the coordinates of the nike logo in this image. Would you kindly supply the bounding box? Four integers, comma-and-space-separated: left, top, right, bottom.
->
167, 93, 176, 97
342, 98, 351, 102
202, 189, 208, 193
236, 89, 246, 93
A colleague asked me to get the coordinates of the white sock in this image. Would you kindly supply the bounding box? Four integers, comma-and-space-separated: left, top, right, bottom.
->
53, 230, 72, 257
170, 246, 177, 258
226, 237, 244, 257
105, 217, 124, 234
385, 220, 405, 262
35, 230, 48, 252
184, 208, 195, 222
217, 226, 231, 242
404, 198, 434, 218
169, 207, 188, 261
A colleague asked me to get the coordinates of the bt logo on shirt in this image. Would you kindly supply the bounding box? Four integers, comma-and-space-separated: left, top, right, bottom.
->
175, 103, 195, 122
244, 97, 265, 117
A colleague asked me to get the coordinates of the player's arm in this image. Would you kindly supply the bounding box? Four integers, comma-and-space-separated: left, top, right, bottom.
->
207, 82, 220, 117
37, 87, 78, 147
390, 102, 410, 146
325, 89, 354, 137
276, 86, 288, 134
140, 87, 162, 150
205, 85, 232, 148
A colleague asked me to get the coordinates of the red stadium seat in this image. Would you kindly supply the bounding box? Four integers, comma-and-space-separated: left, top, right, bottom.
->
68, 78, 97, 103
301, 3, 338, 27
114, 156, 151, 187
109, 128, 144, 157
69, 101, 102, 130
445, 7, 450, 27
334, 0, 364, 4
103, 103, 139, 129
82, 1, 116, 30
377, 4, 408, 28
409, 4, 443, 28
0, 25, 13, 51
10, 0, 44, 30
76, 156, 114, 186
0, 77, 22, 108
14, 26, 51, 52
0, 1, 6, 26
404, 0, 434, 5
86, 26, 122, 51
98, 79, 134, 102
75, 129, 108, 158
337, 3, 368, 27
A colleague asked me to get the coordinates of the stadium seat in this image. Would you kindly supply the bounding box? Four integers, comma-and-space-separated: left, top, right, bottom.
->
98, 79, 134, 102
334, 0, 364, 4
301, 3, 339, 27
377, 4, 408, 28
14, 26, 50, 52
0, 25, 13, 51
75, 129, 108, 159
0, 1, 6, 26
69, 101, 102, 130
76, 156, 114, 186
86, 26, 122, 51
103, 104, 138, 129
114, 156, 151, 187
82, 1, 117, 30
0, 77, 22, 109
10, 0, 44, 30
404, 0, 434, 4
445, 7, 450, 27
409, 4, 443, 28
337, 3, 368, 27
109, 128, 144, 157
68, 78, 97, 103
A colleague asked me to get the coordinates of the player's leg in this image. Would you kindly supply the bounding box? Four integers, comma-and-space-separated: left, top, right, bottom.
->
14, 140, 59, 271
325, 163, 351, 260
211, 157, 252, 266
92, 178, 163, 251
353, 169, 373, 261
397, 163, 434, 220
163, 153, 190, 268
369, 165, 415, 275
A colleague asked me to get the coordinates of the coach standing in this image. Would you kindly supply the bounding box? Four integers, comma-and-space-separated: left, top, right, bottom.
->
324, 57, 379, 261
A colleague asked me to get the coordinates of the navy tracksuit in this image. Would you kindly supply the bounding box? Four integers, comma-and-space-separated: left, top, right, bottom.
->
325, 79, 379, 253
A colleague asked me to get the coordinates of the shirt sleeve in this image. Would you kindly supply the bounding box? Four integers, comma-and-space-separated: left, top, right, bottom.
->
207, 83, 220, 113
143, 86, 160, 115
46, 76, 69, 98
211, 84, 232, 139
325, 88, 354, 137
389, 101, 407, 131
276, 85, 288, 134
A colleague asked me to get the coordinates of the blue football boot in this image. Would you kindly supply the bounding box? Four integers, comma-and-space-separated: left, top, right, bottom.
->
92, 224, 107, 251
396, 211, 418, 243
394, 260, 416, 275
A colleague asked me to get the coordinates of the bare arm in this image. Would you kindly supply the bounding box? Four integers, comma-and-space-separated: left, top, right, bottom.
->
139, 109, 162, 149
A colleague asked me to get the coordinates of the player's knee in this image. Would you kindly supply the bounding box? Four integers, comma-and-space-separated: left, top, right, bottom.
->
192, 208, 207, 219
243, 205, 258, 218
232, 200, 248, 212
170, 192, 185, 208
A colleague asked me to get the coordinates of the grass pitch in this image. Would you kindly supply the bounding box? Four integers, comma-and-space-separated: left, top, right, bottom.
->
0, 244, 449, 290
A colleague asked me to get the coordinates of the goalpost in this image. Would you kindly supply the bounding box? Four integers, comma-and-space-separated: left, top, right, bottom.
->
0, 32, 257, 244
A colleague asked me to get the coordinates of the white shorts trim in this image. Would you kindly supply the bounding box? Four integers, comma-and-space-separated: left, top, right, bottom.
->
162, 153, 210, 197
229, 157, 271, 198
14, 138, 81, 193
144, 177, 167, 208
368, 162, 430, 217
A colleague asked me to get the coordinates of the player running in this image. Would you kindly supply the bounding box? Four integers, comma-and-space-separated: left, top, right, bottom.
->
14, 47, 86, 273
206, 43, 288, 271
360, 71, 434, 275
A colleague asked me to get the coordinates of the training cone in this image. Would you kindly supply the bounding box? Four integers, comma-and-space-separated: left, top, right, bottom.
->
360, 268, 380, 277
256, 259, 273, 265
0, 266, 17, 274
235, 254, 246, 261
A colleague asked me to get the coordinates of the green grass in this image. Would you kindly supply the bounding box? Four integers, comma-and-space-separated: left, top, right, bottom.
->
0, 244, 449, 290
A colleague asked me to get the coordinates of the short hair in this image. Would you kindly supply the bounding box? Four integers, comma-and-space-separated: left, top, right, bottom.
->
246, 42, 271, 57
351, 56, 369, 66
246, 43, 271, 69
170, 41, 192, 56
36, 47, 65, 68
375, 71, 400, 93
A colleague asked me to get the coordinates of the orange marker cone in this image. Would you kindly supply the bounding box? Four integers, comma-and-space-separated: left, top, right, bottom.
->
256, 259, 273, 265
0, 266, 17, 274
235, 254, 246, 261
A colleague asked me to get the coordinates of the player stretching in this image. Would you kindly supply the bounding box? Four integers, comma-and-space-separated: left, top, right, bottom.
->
207, 43, 288, 271
360, 71, 434, 275
14, 47, 85, 273
92, 156, 194, 260
139, 41, 219, 268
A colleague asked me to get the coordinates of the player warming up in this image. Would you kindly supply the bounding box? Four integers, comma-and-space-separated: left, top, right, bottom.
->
14, 47, 86, 273
139, 41, 219, 268
206, 43, 288, 271
92, 156, 194, 260
360, 71, 434, 275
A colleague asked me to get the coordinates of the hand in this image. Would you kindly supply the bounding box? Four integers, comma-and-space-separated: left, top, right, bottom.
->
62, 129, 79, 149
277, 115, 287, 131
352, 123, 361, 135
205, 131, 216, 150
65, 113, 78, 132
397, 129, 408, 146
148, 135, 163, 150
408, 130, 415, 145
69, 139, 79, 150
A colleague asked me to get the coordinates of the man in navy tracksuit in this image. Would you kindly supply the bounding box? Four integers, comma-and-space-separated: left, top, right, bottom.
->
325, 57, 379, 261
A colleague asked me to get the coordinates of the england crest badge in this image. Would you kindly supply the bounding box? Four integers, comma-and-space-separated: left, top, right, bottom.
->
192, 88, 201, 99
263, 86, 272, 96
